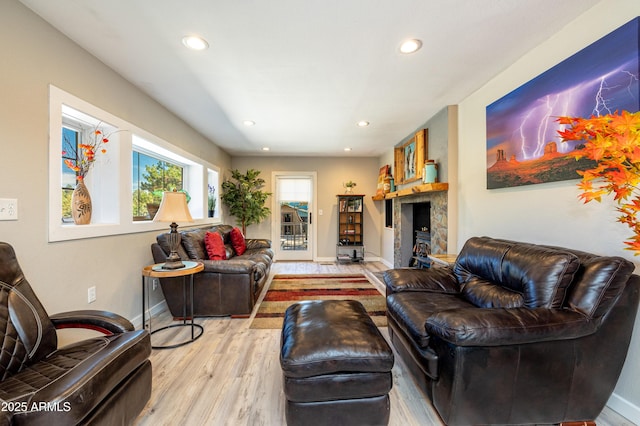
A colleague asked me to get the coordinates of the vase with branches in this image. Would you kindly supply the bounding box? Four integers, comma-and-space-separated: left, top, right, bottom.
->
62, 124, 113, 224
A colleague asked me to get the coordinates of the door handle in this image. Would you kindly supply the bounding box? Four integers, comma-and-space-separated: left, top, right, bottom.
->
309, 212, 312, 225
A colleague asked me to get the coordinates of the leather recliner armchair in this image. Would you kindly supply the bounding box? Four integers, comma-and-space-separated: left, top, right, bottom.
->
0, 242, 152, 426
385, 236, 640, 425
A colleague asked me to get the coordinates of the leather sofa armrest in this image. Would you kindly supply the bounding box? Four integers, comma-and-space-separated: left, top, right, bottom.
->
246, 238, 271, 250
0, 403, 11, 426
50, 310, 135, 335
384, 267, 459, 295
426, 307, 596, 346
202, 258, 258, 274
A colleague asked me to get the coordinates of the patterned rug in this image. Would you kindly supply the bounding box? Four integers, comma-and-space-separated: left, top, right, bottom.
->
249, 273, 386, 329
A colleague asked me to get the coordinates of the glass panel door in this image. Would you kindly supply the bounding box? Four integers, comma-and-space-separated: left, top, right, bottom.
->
273, 174, 314, 260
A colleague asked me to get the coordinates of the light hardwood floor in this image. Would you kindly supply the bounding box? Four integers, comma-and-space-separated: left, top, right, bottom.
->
135, 261, 635, 426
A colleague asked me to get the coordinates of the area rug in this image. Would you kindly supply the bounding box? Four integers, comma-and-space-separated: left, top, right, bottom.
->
250, 273, 386, 329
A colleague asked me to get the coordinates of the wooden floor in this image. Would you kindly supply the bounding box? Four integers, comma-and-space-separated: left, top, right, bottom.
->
134, 261, 635, 426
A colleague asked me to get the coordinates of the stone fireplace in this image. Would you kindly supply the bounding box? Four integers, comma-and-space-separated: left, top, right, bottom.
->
393, 190, 447, 267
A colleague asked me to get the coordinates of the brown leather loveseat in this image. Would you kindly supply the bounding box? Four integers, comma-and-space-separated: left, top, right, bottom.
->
384, 236, 639, 425
151, 224, 273, 317
0, 242, 151, 425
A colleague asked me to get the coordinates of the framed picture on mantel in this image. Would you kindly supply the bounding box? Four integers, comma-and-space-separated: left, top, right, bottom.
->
394, 129, 427, 184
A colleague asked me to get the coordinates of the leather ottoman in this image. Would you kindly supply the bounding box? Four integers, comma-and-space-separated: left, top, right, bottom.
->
280, 300, 394, 426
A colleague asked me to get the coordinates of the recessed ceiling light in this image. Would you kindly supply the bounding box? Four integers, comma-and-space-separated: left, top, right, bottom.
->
243, 120, 256, 126
357, 120, 370, 127
262, 147, 270, 151
182, 35, 209, 50
344, 147, 352, 152
399, 39, 422, 54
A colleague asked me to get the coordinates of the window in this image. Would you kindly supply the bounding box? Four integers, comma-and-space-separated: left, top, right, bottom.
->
61, 126, 80, 222
132, 151, 185, 220
49, 85, 221, 242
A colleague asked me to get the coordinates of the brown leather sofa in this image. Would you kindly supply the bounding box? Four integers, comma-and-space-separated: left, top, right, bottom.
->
151, 224, 274, 317
0, 242, 151, 426
384, 236, 640, 425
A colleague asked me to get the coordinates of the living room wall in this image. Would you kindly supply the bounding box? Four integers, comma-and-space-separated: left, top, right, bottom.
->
456, 1, 640, 422
230, 156, 380, 261
378, 105, 459, 267
0, 1, 230, 321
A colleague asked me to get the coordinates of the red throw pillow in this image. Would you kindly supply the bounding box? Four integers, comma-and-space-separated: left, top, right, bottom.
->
204, 231, 226, 260
230, 227, 247, 255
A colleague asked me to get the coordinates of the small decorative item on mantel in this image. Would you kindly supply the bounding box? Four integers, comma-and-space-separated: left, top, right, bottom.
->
63, 124, 113, 225
557, 110, 640, 254
343, 181, 357, 194
423, 160, 438, 184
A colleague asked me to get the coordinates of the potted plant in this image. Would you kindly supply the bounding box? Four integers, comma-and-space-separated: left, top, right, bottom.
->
343, 180, 357, 194
557, 110, 640, 254
208, 184, 216, 218
221, 169, 271, 235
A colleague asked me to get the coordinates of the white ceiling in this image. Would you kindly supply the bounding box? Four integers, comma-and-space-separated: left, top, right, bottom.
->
20, 0, 600, 157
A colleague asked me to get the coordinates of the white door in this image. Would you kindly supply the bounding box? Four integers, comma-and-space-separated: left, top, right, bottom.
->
272, 172, 316, 261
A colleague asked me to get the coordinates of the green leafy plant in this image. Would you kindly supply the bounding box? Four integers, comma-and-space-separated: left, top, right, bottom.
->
221, 169, 271, 235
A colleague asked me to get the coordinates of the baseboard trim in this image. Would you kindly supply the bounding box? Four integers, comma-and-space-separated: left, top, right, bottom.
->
131, 300, 167, 330
314, 256, 381, 263
607, 392, 640, 425
380, 258, 393, 268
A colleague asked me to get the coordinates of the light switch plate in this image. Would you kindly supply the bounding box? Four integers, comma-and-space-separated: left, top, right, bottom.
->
0, 199, 18, 220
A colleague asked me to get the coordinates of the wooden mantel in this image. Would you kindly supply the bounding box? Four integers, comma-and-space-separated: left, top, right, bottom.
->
372, 183, 448, 201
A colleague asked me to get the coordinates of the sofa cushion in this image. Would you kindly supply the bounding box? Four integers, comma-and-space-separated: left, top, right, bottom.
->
460, 277, 523, 308
204, 231, 226, 260
230, 227, 247, 255
156, 232, 189, 260
455, 237, 580, 309
386, 292, 475, 348
564, 253, 634, 319
180, 227, 209, 260
384, 268, 459, 294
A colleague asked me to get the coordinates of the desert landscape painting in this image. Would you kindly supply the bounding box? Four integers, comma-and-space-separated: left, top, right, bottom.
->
486, 17, 639, 189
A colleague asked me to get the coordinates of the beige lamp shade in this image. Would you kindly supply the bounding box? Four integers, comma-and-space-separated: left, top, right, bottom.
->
153, 191, 193, 223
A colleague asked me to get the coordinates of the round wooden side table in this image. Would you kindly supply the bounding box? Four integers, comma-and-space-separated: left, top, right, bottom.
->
142, 261, 204, 349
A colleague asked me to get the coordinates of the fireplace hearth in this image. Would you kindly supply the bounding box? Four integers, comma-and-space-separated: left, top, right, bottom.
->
393, 191, 447, 268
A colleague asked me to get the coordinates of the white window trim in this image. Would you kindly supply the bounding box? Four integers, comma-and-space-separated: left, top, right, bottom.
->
48, 85, 221, 242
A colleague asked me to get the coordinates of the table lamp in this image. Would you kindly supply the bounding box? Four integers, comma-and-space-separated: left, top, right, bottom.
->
153, 190, 193, 269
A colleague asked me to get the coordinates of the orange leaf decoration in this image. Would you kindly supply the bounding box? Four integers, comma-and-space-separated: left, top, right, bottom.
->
557, 110, 640, 255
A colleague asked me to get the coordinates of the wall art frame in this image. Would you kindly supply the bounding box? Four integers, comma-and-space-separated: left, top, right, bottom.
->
485, 17, 639, 190
394, 129, 427, 184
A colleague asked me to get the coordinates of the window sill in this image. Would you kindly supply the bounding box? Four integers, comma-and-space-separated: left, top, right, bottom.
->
49, 218, 220, 242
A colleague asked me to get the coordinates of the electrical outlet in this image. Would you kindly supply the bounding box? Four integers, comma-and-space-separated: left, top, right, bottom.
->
0, 199, 18, 221
88, 286, 96, 303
